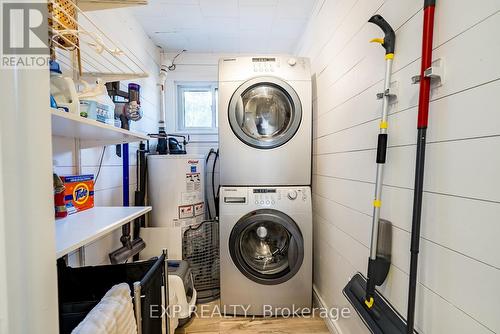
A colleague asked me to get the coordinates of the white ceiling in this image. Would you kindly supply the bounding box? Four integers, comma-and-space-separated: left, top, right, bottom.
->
132, 0, 317, 54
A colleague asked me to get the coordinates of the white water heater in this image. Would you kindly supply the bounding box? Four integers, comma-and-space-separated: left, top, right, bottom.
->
146, 154, 205, 260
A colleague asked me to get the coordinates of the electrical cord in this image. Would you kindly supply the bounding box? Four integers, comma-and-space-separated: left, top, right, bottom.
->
94, 146, 106, 184
165, 49, 186, 71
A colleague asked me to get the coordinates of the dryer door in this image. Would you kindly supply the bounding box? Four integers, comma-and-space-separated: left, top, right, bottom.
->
228, 77, 302, 149
229, 209, 304, 285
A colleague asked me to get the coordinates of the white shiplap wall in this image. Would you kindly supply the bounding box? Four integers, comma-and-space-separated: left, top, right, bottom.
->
297, 1, 500, 333
52, 8, 161, 266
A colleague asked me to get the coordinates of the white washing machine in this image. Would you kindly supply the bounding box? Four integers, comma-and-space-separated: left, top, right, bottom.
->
218, 56, 312, 186
219, 186, 312, 316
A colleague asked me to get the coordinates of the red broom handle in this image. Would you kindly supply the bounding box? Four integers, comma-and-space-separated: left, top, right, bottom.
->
417, 0, 436, 129
407, 1, 437, 333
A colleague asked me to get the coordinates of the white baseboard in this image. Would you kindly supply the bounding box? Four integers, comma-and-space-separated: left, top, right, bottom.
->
313, 285, 343, 334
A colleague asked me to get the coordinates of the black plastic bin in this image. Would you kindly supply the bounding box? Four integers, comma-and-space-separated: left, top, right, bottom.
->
57, 252, 167, 334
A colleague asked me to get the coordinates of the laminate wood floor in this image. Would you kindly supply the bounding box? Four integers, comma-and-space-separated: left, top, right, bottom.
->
175, 301, 330, 334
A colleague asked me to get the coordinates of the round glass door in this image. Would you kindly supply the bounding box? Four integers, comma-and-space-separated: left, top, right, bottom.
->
229, 209, 304, 285
228, 77, 302, 149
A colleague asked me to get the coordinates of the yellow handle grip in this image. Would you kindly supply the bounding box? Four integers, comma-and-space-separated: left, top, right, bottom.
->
370, 38, 384, 44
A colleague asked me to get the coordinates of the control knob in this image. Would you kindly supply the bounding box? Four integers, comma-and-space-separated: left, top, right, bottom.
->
287, 190, 298, 200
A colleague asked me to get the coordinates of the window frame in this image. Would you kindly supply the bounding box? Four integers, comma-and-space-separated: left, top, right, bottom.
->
176, 82, 218, 134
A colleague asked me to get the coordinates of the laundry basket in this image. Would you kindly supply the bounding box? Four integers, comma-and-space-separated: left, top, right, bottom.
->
183, 220, 220, 303
57, 251, 168, 334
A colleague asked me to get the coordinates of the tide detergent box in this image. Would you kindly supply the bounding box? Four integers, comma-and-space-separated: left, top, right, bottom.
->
60, 175, 95, 215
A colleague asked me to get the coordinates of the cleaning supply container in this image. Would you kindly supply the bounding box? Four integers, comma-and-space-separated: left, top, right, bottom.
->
78, 80, 115, 124
50, 60, 80, 114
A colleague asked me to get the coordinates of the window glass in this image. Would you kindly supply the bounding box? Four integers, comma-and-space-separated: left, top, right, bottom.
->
177, 83, 218, 132
184, 90, 212, 128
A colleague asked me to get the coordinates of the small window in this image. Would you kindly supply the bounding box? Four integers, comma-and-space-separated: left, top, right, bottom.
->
177, 83, 218, 133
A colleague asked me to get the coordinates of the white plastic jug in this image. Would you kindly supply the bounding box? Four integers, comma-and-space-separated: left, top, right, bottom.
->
78, 79, 115, 124
50, 62, 80, 114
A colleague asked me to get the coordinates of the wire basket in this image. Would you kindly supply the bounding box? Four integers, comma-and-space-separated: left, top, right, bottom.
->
183, 220, 220, 303
46, 0, 148, 82
48, 0, 79, 50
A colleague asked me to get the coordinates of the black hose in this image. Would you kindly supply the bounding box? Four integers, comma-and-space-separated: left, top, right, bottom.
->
205, 149, 215, 219
206, 149, 214, 164
212, 149, 219, 218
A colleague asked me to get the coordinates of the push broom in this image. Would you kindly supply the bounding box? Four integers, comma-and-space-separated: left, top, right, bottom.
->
343, 14, 408, 334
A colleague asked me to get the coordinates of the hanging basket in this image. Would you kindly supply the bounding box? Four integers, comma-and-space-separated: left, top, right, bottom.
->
48, 0, 79, 50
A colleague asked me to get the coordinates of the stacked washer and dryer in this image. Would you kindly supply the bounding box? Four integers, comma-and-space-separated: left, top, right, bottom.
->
218, 56, 313, 316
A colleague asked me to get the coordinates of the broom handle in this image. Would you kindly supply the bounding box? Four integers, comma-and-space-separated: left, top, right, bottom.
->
407, 1, 436, 333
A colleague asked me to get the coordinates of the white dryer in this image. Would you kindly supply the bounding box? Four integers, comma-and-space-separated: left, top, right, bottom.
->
219, 186, 312, 316
218, 56, 312, 186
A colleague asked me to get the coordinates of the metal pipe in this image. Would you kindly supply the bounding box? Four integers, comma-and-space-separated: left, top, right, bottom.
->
158, 69, 168, 134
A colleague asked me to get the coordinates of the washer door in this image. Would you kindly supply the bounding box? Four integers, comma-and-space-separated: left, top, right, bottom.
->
229, 209, 304, 285
228, 77, 302, 149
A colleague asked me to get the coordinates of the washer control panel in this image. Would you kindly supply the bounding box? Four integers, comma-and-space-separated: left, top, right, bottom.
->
252, 188, 308, 207
221, 187, 310, 208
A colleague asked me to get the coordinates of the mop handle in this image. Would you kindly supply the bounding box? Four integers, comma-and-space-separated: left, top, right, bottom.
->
364, 15, 396, 308
368, 15, 396, 55
367, 14, 396, 262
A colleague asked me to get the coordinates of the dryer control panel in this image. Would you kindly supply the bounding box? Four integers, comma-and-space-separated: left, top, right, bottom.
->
219, 56, 311, 81
252, 57, 280, 73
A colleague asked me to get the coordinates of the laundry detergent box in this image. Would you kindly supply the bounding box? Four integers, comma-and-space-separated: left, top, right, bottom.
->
60, 175, 95, 215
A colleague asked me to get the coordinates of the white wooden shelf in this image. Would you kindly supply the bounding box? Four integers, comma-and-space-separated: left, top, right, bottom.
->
77, 0, 148, 12
55, 206, 151, 258
80, 72, 149, 83
51, 108, 149, 148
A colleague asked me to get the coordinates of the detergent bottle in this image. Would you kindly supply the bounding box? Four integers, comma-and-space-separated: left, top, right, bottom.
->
78, 79, 115, 124
49, 60, 80, 114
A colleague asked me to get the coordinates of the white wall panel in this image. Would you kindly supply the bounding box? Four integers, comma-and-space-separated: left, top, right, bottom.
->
298, 0, 500, 333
